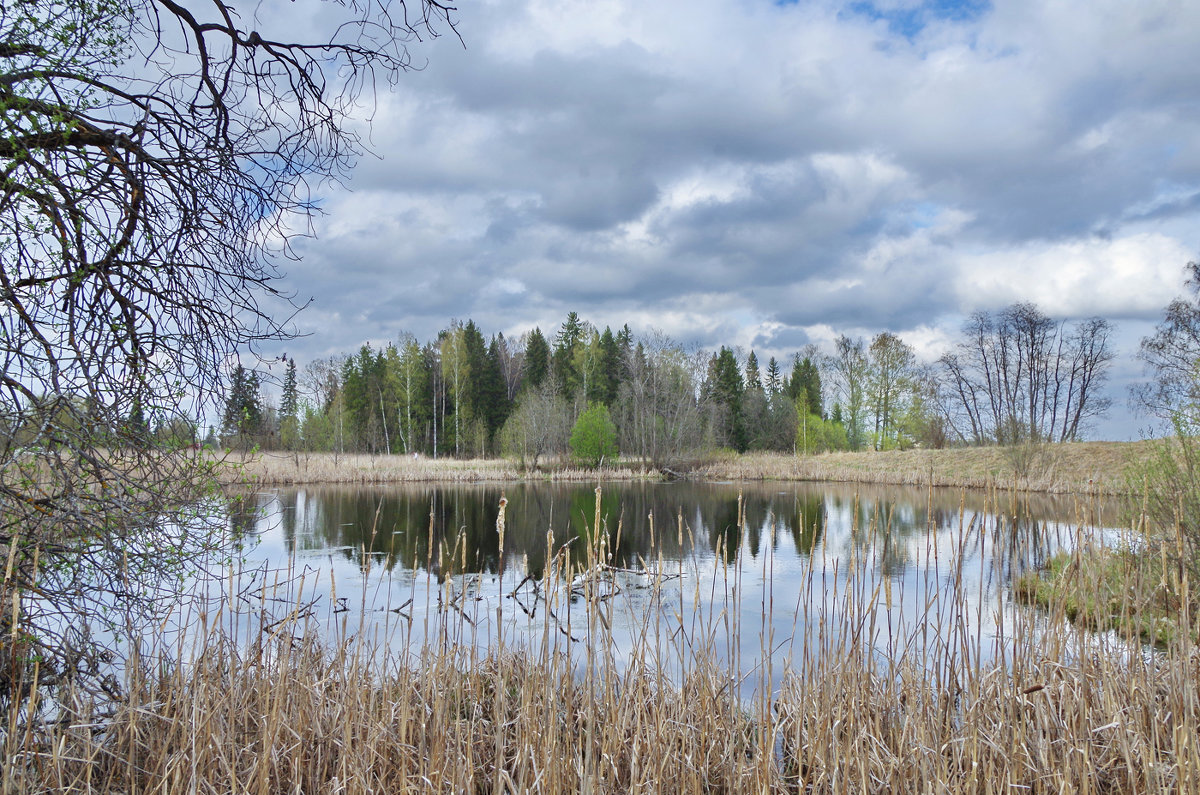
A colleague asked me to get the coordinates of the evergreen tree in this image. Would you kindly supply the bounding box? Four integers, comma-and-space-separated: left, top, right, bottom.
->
525, 327, 550, 389
553, 311, 585, 397
481, 337, 512, 449
280, 358, 299, 421
593, 326, 622, 406
222, 365, 262, 448
279, 358, 300, 450
615, 323, 634, 381
439, 324, 467, 456
745, 351, 762, 391
765, 357, 782, 398
710, 347, 746, 452
789, 355, 824, 418
462, 320, 489, 452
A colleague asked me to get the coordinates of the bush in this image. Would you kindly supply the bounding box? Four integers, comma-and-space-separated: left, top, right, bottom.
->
569, 404, 618, 468
1127, 411, 1200, 588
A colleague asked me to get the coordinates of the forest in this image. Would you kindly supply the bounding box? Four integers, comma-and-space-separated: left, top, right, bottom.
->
216, 303, 1116, 468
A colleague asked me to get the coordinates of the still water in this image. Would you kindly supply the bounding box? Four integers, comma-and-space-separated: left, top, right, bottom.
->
219, 481, 1119, 691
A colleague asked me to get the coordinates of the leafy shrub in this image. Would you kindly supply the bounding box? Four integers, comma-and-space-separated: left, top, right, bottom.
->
569, 404, 618, 468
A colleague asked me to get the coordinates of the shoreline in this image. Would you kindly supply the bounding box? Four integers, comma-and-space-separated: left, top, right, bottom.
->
218, 440, 1152, 496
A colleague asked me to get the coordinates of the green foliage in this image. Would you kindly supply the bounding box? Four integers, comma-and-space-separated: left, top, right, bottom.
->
553, 312, 586, 397
569, 403, 618, 468
591, 326, 622, 406
1127, 412, 1200, 585
1014, 546, 1193, 648
280, 359, 299, 423
525, 328, 550, 389
221, 366, 262, 449
708, 347, 746, 452
795, 410, 848, 454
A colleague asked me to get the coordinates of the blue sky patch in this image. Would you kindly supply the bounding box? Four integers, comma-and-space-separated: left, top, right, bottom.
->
839, 0, 990, 38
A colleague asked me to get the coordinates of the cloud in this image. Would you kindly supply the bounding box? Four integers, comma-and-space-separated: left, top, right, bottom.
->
953, 233, 1193, 319
255, 0, 1200, 438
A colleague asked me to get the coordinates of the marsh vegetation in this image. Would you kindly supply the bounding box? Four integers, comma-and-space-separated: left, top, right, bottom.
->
3, 483, 1196, 793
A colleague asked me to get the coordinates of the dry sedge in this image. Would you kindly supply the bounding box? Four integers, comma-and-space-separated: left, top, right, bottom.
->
694, 441, 1154, 495
3, 486, 1198, 794
220, 441, 1156, 495
220, 450, 657, 486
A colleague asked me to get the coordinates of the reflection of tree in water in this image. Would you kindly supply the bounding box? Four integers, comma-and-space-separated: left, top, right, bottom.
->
226, 494, 261, 545
261, 482, 1100, 588
989, 515, 1057, 586
740, 497, 759, 559
706, 495, 742, 564
788, 493, 826, 556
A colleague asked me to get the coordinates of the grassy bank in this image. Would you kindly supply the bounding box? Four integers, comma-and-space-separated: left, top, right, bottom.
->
217, 450, 657, 486
221, 440, 1154, 494
5, 493, 1198, 793
695, 440, 1153, 495
1014, 544, 1194, 647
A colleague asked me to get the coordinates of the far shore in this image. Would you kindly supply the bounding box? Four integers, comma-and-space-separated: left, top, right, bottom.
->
218, 440, 1152, 496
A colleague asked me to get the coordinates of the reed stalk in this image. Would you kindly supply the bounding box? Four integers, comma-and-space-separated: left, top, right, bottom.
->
2, 486, 1196, 794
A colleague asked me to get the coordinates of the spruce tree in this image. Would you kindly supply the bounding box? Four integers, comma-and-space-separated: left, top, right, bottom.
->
526, 328, 550, 389
712, 347, 746, 452
280, 358, 299, 421
745, 351, 762, 391
765, 357, 782, 397
596, 326, 622, 406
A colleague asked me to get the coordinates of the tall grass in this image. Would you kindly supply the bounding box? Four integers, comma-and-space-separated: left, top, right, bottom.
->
224, 441, 1155, 495
3, 486, 1197, 793
698, 441, 1152, 495
221, 450, 657, 486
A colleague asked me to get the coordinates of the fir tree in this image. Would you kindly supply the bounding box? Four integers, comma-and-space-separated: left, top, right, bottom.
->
595, 326, 622, 406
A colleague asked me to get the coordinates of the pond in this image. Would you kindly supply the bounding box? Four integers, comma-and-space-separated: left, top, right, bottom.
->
216, 481, 1121, 694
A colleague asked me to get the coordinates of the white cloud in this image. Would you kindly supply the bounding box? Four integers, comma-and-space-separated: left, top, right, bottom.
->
953, 233, 1193, 318
245, 0, 1200, 438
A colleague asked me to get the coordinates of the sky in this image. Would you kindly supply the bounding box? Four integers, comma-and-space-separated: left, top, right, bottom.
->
263, 0, 1200, 440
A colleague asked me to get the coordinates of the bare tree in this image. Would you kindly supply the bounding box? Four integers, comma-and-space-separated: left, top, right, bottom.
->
938, 303, 1113, 444
0, 0, 456, 702
616, 332, 707, 470
499, 378, 571, 470
497, 332, 527, 403
1134, 262, 1200, 421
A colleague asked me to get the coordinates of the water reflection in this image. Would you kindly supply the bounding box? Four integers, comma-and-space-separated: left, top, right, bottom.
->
260, 482, 1093, 580
224, 481, 1117, 692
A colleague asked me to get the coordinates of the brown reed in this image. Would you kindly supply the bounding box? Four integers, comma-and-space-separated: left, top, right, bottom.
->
3, 484, 1196, 794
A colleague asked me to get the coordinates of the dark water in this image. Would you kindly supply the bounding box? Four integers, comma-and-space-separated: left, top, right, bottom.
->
220, 481, 1119, 690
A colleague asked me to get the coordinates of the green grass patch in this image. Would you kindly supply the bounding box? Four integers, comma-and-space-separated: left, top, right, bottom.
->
1014, 545, 1195, 648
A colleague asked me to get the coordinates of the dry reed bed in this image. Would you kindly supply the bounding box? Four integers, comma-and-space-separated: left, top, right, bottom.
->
218, 442, 1152, 495
7, 617, 1197, 793
6, 487, 1198, 793
696, 441, 1153, 495
218, 451, 657, 486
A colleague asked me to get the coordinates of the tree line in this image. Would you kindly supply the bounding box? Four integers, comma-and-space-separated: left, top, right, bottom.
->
216, 304, 1115, 467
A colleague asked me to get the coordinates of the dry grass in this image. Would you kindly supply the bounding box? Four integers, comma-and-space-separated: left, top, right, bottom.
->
4, 486, 1198, 794
696, 441, 1154, 495
219, 450, 657, 486
218, 441, 1155, 495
